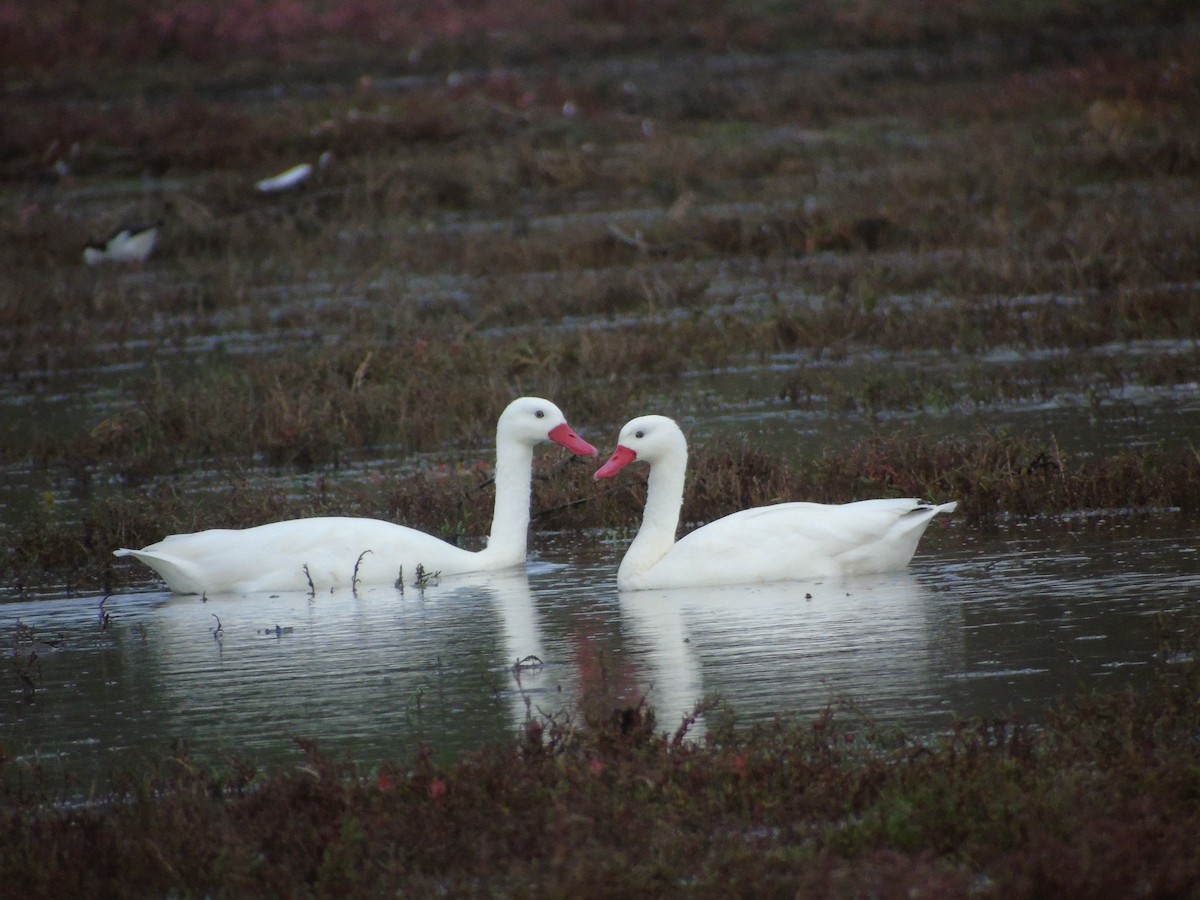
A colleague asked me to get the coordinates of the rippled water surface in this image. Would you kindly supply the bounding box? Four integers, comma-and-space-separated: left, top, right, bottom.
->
5, 525, 1198, 786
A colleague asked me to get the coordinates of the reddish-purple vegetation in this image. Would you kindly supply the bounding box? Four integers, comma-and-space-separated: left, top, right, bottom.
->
4, 647, 1200, 896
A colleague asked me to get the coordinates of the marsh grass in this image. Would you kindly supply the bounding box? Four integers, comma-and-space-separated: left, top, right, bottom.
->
7, 274, 1196, 478
624, 429, 1200, 532
2, 2, 1199, 592
3, 625, 1199, 897
6, 428, 1196, 592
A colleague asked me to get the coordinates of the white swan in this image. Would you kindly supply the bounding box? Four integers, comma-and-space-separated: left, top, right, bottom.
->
114, 397, 597, 595
594, 415, 957, 591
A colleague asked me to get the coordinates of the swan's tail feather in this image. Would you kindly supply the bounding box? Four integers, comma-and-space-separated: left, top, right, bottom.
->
113, 548, 205, 595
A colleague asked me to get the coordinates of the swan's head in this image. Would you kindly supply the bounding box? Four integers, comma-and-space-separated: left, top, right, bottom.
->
594, 415, 686, 479
498, 397, 598, 456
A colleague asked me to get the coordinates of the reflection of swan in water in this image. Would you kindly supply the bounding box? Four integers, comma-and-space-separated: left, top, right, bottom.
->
618, 571, 960, 731
145, 568, 555, 756
482, 568, 559, 723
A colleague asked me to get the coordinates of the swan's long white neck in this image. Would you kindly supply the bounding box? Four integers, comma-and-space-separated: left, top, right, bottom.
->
618, 448, 686, 583
478, 437, 536, 567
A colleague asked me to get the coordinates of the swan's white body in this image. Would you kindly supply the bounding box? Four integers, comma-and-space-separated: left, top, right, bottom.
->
115, 398, 597, 595
594, 415, 957, 591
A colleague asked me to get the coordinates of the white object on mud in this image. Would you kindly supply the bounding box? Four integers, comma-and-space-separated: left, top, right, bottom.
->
83, 224, 159, 265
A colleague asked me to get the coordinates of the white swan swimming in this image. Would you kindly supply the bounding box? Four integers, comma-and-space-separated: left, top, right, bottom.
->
594, 415, 957, 591
115, 397, 597, 595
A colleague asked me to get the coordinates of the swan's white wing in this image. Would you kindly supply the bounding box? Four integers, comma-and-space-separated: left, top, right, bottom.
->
116, 517, 480, 594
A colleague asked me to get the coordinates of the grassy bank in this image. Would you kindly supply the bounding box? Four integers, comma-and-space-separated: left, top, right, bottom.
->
4, 626, 1199, 897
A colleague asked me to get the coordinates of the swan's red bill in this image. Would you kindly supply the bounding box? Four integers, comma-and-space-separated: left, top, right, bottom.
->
594, 444, 637, 480
548, 422, 598, 456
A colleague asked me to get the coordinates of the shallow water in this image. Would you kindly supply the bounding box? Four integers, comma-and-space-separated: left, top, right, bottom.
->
4, 523, 1197, 788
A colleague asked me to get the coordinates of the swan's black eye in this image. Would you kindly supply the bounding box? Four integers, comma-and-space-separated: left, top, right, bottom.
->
635, 430, 644, 439
535, 410, 545, 419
